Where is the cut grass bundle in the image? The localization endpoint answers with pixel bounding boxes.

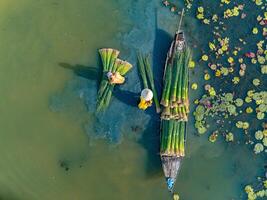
[97,48,132,112]
[160,120,186,157]
[137,53,161,113]
[160,47,191,121]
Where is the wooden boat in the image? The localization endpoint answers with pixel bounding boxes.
[160,10,188,192]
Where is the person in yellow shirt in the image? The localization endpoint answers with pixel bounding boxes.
[138,88,153,110]
[107,71,125,84]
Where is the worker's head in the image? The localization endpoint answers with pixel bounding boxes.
[141,88,153,101]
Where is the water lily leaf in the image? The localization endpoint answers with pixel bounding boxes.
[227,104,236,115]
[252,78,260,86]
[245,97,252,103]
[196,105,205,114]
[234,98,243,107]
[242,122,249,129]
[247,90,255,97]
[258,104,267,112]
[254,143,264,154]
[261,65,267,74]
[257,56,265,64]
[195,113,204,121]
[202,54,209,61]
[252,27,259,34]
[245,107,253,113]
[255,130,263,140]
[225,132,234,142]
[252,93,261,101]
[236,121,243,128]
[198,126,207,134]
[209,42,216,50]
[198,6,204,13]
[263,137,267,147]
[224,93,234,102]
[257,112,265,120]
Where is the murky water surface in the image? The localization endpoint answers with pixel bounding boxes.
[0,0,265,199]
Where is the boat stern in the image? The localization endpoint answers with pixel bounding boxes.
[161,155,183,192]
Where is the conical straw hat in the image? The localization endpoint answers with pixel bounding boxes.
[141,88,153,101]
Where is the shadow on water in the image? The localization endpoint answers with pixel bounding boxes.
[113,88,139,107]
[152,10,172,95]
[59,62,101,83]
[130,11,173,177]
[58,11,172,178]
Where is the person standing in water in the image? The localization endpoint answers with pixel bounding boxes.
[138,88,153,110]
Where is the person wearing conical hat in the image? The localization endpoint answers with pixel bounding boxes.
[107,71,125,84]
[138,88,153,110]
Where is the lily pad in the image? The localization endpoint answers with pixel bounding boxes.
[254,143,264,154]
[242,122,249,129]
[263,137,267,147]
[261,65,267,74]
[224,93,234,102]
[255,130,263,140]
[202,54,209,61]
[258,104,267,112]
[252,27,259,34]
[227,104,236,115]
[245,96,252,103]
[236,121,243,128]
[257,112,265,120]
[257,56,265,64]
[225,132,234,142]
[197,126,207,134]
[196,105,205,114]
[234,98,243,107]
[246,107,253,114]
[198,6,204,13]
[191,83,198,90]
[252,78,260,86]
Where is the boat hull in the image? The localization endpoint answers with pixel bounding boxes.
[160,31,187,192]
[161,155,183,192]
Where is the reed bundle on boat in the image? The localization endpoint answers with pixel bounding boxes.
[97,48,132,112]
[160,44,191,158]
[160,47,190,121]
[160,120,186,157]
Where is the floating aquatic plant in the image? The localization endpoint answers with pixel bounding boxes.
[252,27,259,34]
[201,54,208,61]
[225,132,234,142]
[252,78,260,86]
[255,130,263,140]
[254,143,264,154]
[234,98,243,107]
[243,176,267,200]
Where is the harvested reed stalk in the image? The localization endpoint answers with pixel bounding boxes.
[97,48,132,112]
[137,53,148,89]
[144,56,161,113]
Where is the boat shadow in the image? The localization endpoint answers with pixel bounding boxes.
[112,25,172,178]
[114,87,162,177]
[58,13,172,178]
[139,28,172,178]
[136,11,173,177]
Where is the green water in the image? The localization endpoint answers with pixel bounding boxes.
[0,0,265,200]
